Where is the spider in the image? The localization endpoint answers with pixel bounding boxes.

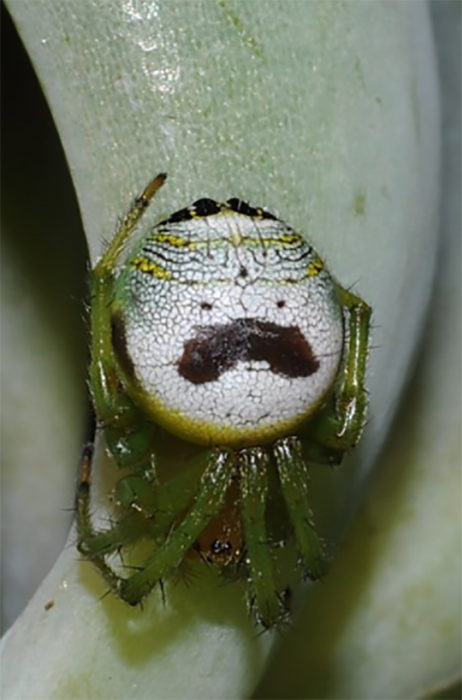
[76,173,371,629]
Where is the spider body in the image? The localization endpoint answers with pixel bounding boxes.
[77,174,371,629]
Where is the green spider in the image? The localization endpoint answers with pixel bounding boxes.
[76,173,371,629]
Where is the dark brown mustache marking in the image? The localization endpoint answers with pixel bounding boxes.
[177,318,319,384]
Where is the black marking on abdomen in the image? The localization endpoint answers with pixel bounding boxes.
[226,198,277,220]
[177,318,319,384]
[158,198,222,225]
[192,198,222,217]
[111,312,137,382]
[156,196,279,227]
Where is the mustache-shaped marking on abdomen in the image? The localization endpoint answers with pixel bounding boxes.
[177,318,319,384]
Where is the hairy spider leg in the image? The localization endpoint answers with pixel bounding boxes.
[273,436,328,580]
[303,285,371,452]
[76,173,181,569]
[76,444,124,592]
[119,448,235,605]
[76,448,208,559]
[78,173,178,558]
[95,172,167,277]
[90,173,167,430]
[239,448,290,629]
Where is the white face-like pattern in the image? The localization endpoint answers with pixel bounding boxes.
[113,198,344,446]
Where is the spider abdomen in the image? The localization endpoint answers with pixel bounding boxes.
[114,201,343,446]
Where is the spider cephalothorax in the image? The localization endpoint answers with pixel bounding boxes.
[77,173,371,629]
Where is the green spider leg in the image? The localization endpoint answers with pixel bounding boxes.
[303,283,372,455]
[77,444,235,603]
[76,444,126,593]
[270,285,371,583]
[273,436,328,580]
[89,172,167,431]
[119,448,234,604]
[76,448,207,559]
[77,174,168,556]
[238,448,289,629]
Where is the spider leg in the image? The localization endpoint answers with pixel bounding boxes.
[273,437,328,579]
[115,449,206,517]
[78,514,150,558]
[306,285,371,452]
[119,448,234,605]
[76,444,123,591]
[95,173,166,278]
[77,449,208,558]
[90,173,167,429]
[239,448,289,629]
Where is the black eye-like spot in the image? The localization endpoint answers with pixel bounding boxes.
[277,300,286,308]
[238,266,248,278]
[200,301,213,310]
